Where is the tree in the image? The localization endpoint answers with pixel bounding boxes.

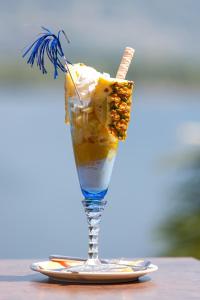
[158,149,200,258]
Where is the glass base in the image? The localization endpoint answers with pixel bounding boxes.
[81,188,108,200]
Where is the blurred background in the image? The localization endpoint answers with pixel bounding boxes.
[0,0,200,259]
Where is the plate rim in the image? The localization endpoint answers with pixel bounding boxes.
[31,259,158,280]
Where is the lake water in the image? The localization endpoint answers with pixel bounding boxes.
[0,86,199,259]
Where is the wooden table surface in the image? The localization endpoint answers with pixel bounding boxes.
[0,258,199,300]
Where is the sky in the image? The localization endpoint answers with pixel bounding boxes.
[0,0,200,63]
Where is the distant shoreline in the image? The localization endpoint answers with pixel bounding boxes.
[1,60,200,91]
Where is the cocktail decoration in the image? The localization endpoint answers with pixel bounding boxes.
[23,27,81,99]
[23,28,135,272]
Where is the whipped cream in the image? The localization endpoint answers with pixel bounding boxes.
[72,64,110,100]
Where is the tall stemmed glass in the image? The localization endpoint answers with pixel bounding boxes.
[22,28,135,273]
[68,96,118,272]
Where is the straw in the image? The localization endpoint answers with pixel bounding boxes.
[116,47,135,79]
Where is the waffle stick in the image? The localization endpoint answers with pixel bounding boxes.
[116,47,135,79]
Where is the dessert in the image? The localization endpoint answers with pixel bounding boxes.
[65,63,134,199]
[22,28,135,201]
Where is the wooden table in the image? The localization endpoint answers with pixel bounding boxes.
[0,258,199,300]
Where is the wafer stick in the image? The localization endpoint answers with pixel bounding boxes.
[116,47,135,79]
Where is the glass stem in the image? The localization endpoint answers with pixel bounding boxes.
[82,199,107,266]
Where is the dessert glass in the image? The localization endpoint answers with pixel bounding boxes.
[68,96,119,272]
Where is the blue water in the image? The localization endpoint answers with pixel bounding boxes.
[0,86,200,259]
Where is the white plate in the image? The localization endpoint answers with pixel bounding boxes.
[31,259,158,284]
